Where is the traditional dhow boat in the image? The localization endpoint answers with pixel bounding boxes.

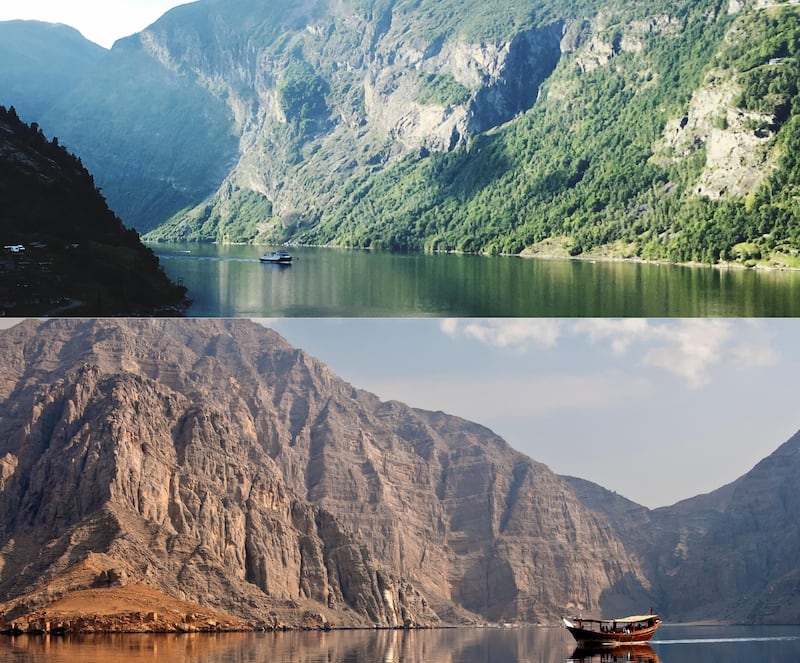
[562,613,661,646]
[259,250,292,264]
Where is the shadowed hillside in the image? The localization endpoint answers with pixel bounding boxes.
[0,106,188,314]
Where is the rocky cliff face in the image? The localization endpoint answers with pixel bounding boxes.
[567,430,800,624]
[0,319,652,627]
[133,2,567,239]
[651,432,800,623]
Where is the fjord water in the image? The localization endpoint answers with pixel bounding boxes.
[152,243,800,316]
[2,625,799,662]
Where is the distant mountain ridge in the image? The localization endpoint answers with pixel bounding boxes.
[566,430,800,623]
[2,0,799,266]
[0,318,798,630]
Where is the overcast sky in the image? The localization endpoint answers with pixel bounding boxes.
[263,318,799,509]
[2,317,796,509]
[0,1,191,48]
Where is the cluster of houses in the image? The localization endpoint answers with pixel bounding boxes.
[1,242,63,313]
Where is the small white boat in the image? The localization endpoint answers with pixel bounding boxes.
[259,250,292,264]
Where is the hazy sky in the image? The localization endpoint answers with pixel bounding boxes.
[263,318,800,509]
[2,317,797,509]
[0,1,191,48]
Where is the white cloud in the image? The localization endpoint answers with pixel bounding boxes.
[440,319,779,388]
[728,320,779,370]
[439,318,460,338]
[640,319,732,388]
[439,318,562,349]
[569,318,651,354]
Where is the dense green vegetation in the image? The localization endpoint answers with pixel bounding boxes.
[0,106,189,315]
[293,2,800,266]
[147,188,273,243]
[277,58,331,136]
[416,73,472,106]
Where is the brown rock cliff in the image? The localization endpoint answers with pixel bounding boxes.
[0,319,651,627]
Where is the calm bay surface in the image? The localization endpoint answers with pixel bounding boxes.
[150,243,800,317]
[2,625,799,663]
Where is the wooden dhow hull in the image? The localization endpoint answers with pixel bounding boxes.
[563,615,661,646]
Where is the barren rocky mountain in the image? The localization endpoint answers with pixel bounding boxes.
[566,430,800,624]
[0,318,651,631]
[0,318,797,631]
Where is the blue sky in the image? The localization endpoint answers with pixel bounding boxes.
[265,318,799,509]
[0,1,190,48]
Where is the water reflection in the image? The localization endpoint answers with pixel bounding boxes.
[0,628,573,663]
[569,644,660,663]
[151,243,800,317]
[3,625,800,663]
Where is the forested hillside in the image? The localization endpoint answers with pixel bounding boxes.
[2,0,798,266]
[299,0,800,266]
[0,106,188,314]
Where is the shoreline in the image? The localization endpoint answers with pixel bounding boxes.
[0,619,786,636]
[146,239,800,273]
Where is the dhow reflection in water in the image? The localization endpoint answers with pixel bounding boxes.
[568,644,660,663]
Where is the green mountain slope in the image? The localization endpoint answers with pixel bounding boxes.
[2,0,799,266]
[0,106,188,315]
[0,20,239,234]
[297,0,800,265]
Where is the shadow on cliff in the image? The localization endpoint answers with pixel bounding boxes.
[598,572,657,618]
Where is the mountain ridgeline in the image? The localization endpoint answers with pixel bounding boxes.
[0,319,798,629]
[1,0,799,267]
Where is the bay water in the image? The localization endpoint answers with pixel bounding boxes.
[2,625,798,662]
[151,243,800,317]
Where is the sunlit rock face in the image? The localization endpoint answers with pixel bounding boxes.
[0,319,650,625]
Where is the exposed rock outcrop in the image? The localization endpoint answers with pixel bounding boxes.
[3,318,797,628]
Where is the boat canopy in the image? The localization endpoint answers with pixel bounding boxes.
[577,615,657,623]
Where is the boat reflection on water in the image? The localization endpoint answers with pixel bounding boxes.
[568,644,660,663]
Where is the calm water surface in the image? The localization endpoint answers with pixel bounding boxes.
[2,625,799,663]
[150,243,800,317]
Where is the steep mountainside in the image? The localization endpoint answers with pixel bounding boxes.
[0,106,188,315]
[1,319,798,628]
[652,431,800,623]
[0,319,652,630]
[567,431,800,623]
[2,0,799,266]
